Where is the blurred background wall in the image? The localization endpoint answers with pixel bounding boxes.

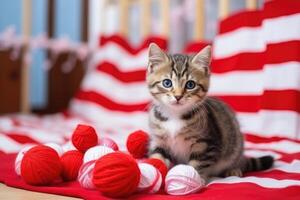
[0,0,263,114]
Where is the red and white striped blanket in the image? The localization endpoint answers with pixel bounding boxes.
[0,0,300,199]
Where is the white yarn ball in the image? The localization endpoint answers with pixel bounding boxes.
[83,145,114,163]
[62,141,76,153]
[165,164,206,195]
[15,145,35,175]
[138,163,162,193]
[78,160,96,189]
[44,142,64,156]
[99,137,119,151]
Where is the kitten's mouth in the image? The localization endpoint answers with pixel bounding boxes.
[171,101,184,106]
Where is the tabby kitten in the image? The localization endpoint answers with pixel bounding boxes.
[146,43,274,183]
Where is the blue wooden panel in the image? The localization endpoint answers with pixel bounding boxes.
[55,0,81,41]
[30,0,48,108]
[0,0,22,33]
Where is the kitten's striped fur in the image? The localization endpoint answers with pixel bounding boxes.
[146,43,274,182]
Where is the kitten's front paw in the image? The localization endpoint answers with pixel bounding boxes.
[224,168,243,177]
[165,164,206,195]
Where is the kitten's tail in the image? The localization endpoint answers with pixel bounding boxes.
[244,156,274,172]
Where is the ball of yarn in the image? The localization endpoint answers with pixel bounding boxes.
[44,142,63,156]
[78,160,96,189]
[15,145,35,176]
[93,152,140,198]
[60,150,83,181]
[21,145,62,185]
[165,164,206,195]
[83,145,114,163]
[138,163,162,193]
[99,137,119,151]
[143,158,168,187]
[72,124,98,152]
[126,130,149,159]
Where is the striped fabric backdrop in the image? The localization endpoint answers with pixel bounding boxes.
[71,0,300,140]
[1,0,300,199]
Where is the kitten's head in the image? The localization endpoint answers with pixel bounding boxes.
[146,43,211,112]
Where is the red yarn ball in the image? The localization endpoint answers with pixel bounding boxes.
[93,152,140,198]
[126,130,149,158]
[144,158,168,188]
[21,145,62,185]
[72,124,98,152]
[60,150,83,181]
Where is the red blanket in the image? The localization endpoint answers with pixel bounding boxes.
[1,148,300,200]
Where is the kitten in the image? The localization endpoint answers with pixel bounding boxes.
[146,43,274,182]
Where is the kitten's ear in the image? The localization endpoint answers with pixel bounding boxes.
[148,43,168,66]
[191,45,212,67]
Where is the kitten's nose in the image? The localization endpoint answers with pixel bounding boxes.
[175,95,183,101]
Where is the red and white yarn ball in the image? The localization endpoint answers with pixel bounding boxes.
[138,163,162,194]
[78,145,115,188]
[15,145,35,175]
[99,137,119,151]
[44,142,64,157]
[165,164,206,195]
[78,160,96,189]
[83,145,114,163]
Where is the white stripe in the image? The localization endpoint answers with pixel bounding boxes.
[81,71,150,104]
[0,134,23,153]
[209,71,263,95]
[213,27,264,59]
[1,126,65,144]
[209,176,300,188]
[246,140,300,154]
[263,13,300,44]
[70,99,149,131]
[274,160,300,174]
[209,62,300,95]
[92,44,148,71]
[214,13,300,59]
[237,111,300,139]
[244,149,281,160]
[263,62,300,90]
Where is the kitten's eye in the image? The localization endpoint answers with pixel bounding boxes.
[162,79,172,88]
[185,80,196,89]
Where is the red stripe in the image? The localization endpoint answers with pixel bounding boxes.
[245,134,300,144]
[246,170,300,181]
[261,90,300,112]
[219,0,300,35]
[5,133,39,144]
[211,41,300,73]
[211,52,264,73]
[214,90,300,113]
[219,11,262,34]
[184,41,212,54]
[265,41,300,64]
[99,34,168,54]
[75,90,149,112]
[264,0,300,19]
[96,61,146,83]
